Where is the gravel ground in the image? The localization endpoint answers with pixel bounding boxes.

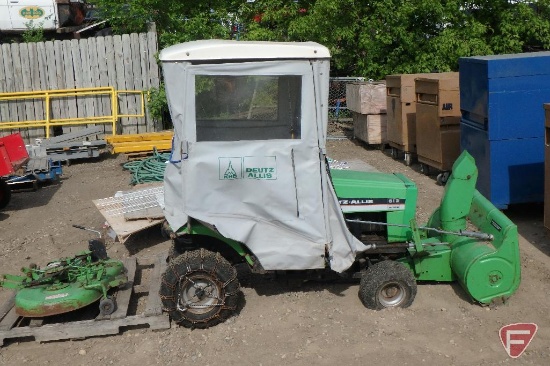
[0,138,549,365]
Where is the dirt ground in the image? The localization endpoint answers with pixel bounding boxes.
[0,138,549,365]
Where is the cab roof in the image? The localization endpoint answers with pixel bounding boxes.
[160,39,331,62]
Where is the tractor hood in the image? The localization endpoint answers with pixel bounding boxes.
[331,170,415,213]
[330,169,418,243]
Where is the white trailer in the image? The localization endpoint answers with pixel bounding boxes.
[0,0,86,33]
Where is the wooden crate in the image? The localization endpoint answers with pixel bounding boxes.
[346,82,386,114]
[353,112,387,145]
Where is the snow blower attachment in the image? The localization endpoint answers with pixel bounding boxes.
[390,151,521,305]
[420,152,521,304]
[0,225,127,317]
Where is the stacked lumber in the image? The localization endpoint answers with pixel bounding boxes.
[346,81,387,145]
[106,131,173,154]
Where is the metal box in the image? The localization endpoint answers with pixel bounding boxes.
[545,104,550,230]
[0,133,29,177]
[386,72,457,157]
[386,74,425,154]
[460,52,550,208]
[415,73,461,172]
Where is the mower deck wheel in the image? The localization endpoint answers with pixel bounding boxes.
[99,297,117,315]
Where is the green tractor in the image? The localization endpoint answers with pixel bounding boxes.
[158,40,521,328]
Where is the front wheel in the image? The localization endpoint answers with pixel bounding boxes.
[159,248,241,328]
[359,261,417,310]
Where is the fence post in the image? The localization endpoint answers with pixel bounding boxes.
[45,92,50,138]
[112,88,118,135]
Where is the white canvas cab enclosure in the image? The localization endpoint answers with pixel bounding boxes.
[160,40,367,272]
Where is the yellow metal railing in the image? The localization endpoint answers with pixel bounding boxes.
[0,87,145,138]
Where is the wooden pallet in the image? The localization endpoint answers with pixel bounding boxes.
[0,253,170,346]
[106,132,174,154]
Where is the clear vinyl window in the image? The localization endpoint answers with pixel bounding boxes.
[195,75,302,141]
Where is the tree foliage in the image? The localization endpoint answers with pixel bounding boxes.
[22,21,46,43]
[90,0,550,78]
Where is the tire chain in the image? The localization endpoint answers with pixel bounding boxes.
[159,249,240,326]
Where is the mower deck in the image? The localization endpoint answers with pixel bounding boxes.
[0,254,170,347]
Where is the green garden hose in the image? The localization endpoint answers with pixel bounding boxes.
[123,149,171,185]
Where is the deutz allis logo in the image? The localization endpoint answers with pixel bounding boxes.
[219,156,277,180]
[244,156,276,180]
[219,157,243,180]
[245,167,275,179]
[224,161,238,179]
[20,7,45,19]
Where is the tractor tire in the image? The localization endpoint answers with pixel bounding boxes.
[159,248,241,328]
[0,180,11,210]
[359,260,417,310]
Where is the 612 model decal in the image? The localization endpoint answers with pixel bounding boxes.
[338,198,406,212]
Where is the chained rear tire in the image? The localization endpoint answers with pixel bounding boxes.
[359,260,417,310]
[160,248,241,328]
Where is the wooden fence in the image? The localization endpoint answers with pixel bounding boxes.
[0,32,160,143]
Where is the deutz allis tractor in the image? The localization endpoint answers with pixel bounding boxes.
[158,40,521,328]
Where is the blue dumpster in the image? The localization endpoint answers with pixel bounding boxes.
[459,52,550,209]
